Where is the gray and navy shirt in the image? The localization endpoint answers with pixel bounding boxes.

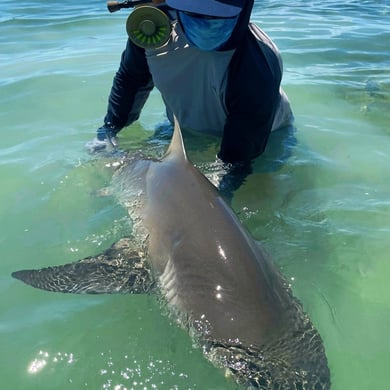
[103,4,292,163]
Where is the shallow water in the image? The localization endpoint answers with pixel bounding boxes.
[1,1,389,389]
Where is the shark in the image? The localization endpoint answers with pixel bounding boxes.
[12,118,330,389]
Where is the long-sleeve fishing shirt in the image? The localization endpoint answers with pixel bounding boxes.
[102,7,292,163]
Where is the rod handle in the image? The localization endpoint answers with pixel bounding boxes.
[107,1,122,12]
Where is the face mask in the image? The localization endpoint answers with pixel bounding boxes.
[179,12,239,51]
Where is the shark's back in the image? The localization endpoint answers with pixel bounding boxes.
[133,119,330,388]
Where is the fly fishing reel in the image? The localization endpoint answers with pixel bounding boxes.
[107,1,171,49]
[126,6,170,49]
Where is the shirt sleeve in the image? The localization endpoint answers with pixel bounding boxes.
[104,39,154,129]
[218,31,283,163]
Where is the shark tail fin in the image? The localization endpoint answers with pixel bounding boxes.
[12,237,154,294]
[165,116,187,161]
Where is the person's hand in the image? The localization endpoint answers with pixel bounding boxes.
[85,124,119,153]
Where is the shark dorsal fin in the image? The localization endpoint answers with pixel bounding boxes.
[165,116,187,161]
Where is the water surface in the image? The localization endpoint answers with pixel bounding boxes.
[1,1,389,389]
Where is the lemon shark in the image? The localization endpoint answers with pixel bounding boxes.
[12,119,330,389]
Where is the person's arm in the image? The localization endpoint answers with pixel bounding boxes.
[214,31,283,199]
[218,31,282,164]
[103,38,154,131]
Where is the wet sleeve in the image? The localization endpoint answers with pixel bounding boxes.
[218,33,282,163]
[104,39,154,129]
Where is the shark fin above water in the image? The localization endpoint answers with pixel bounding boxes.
[12,237,154,294]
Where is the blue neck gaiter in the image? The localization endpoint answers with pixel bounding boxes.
[178,12,239,51]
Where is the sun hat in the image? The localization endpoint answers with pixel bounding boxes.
[166,0,245,18]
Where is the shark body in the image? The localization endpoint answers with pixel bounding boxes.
[13,119,330,389]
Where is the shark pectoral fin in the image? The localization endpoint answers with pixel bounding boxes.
[12,237,155,294]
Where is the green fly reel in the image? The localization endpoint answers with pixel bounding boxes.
[126,6,171,49]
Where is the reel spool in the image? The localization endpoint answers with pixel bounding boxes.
[126,6,171,49]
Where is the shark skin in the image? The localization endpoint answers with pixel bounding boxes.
[12,118,330,389]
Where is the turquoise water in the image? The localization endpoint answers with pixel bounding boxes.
[1,0,389,389]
